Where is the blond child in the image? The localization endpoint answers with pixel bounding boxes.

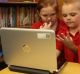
[57,0,80,63]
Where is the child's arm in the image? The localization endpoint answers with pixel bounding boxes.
[56,49,61,57]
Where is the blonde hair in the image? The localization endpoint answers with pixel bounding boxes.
[63,0,80,10]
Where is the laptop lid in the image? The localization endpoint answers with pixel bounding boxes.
[0,27,57,73]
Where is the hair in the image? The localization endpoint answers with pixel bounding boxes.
[63,0,80,10]
[37,0,58,12]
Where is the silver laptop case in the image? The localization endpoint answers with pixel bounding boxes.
[0,27,57,73]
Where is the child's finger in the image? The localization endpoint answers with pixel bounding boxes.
[47,22,52,28]
[66,32,73,41]
[40,25,43,29]
[56,36,61,41]
[60,33,67,40]
[43,22,47,27]
[57,35,64,41]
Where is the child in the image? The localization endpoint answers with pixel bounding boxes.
[57,0,80,63]
[32,0,67,67]
[31,0,67,34]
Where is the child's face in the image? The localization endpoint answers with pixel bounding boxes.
[39,6,57,24]
[62,4,80,29]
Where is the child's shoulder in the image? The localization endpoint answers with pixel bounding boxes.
[31,21,43,29]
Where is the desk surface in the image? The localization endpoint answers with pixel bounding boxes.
[0,67,24,74]
[0,62,80,74]
[58,62,80,74]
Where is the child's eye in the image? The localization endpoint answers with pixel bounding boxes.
[51,13,56,16]
[62,14,67,17]
[42,12,56,17]
[70,13,77,16]
[42,14,48,17]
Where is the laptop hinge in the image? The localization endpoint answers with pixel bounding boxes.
[9,65,52,74]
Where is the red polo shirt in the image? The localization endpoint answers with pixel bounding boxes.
[57,26,80,63]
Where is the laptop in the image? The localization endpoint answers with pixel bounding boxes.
[0,27,65,74]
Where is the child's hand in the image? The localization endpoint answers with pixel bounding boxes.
[40,22,52,29]
[57,33,78,53]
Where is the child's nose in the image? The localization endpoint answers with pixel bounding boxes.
[47,17,51,23]
[66,15,71,20]
[47,16,51,21]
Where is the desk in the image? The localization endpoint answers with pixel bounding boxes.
[59,62,80,74]
[0,62,80,74]
[0,67,25,74]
